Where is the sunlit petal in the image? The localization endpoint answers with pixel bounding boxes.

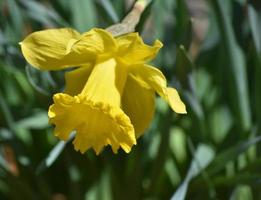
[116,33,163,65]
[20,28,116,70]
[130,64,187,114]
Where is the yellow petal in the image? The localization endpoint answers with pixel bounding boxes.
[48,93,136,154]
[130,64,187,114]
[164,87,187,114]
[64,64,93,96]
[20,28,116,71]
[81,58,127,107]
[116,33,163,65]
[122,75,155,138]
[20,28,80,70]
[74,28,117,56]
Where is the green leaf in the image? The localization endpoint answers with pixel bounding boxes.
[13,127,32,145]
[207,135,261,175]
[171,144,215,200]
[20,0,67,27]
[175,46,205,127]
[85,183,98,200]
[85,168,112,200]
[169,127,187,164]
[98,168,112,200]
[248,5,261,54]
[212,173,261,188]
[147,130,161,159]
[165,158,181,187]
[175,45,193,89]
[70,0,97,32]
[211,0,251,132]
[13,71,34,100]
[0,93,15,132]
[96,0,119,24]
[6,0,23,38]
[209,106,233,144]
[17,111,49,129]
[174,0,192,48]
[183,91,204,122]
[36,132,75,174]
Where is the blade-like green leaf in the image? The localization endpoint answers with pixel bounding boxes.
[36,132,75,174]
[248,5,261,54]
[70,0,97,32]
[171,144,215,200]
[20,0,67,27]
[174,0,192,48]
[209,106,233,144]
[17,111,49,129]
[248,5,261,135]
[96,0,119,24]
[175,45,193,89]
[207,135,261,175]
[6,0,23,38]
[211,0,251,132]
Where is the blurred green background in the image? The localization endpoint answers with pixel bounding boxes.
[1,0,261,199]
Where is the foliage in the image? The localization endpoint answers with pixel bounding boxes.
[0,0,261,199]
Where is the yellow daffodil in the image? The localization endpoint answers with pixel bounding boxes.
[20,28,186,154]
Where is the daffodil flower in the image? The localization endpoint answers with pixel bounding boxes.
[20,28,186,154]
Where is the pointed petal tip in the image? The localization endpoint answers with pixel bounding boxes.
[155,40,163,48]
[177,108,187,114]
[170,101,187,114]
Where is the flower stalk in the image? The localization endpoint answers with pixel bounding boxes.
[106,0,149,36]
